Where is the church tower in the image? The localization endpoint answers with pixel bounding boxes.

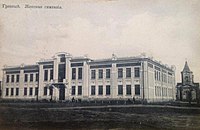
[181,61,194,85]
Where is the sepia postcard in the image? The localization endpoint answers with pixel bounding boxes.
[0,0,200,129]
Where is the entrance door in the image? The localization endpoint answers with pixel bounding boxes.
[59,84,65,100]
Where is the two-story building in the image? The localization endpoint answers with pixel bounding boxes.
[1,52,176,102]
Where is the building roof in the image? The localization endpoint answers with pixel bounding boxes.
[3,64,38,71]
[89,56,174,72]
[70,56,92,62]
[182,61,190,72]
[2,52,175,73]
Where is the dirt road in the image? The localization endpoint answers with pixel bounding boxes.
[0,103,199,129]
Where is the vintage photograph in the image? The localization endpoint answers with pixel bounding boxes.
[0,0,200,129]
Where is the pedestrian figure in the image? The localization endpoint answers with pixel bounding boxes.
[72,97,75,102]
[133,97,135,104]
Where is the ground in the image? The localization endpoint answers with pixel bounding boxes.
[0,103,200,130]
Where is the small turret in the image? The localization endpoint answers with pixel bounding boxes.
[182,61,190,72]
[181,61,193,85]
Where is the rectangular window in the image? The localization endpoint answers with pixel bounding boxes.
[35,87,38,96]
[30,74,33,82]
[126,85,131,95]
[11,75,14,82]
[24,87,27,96]
[157,71,159,81]
[118,85,123,95]
[126,68,131,78]
[106,85,110,95]
[78,68,82,80]
[16,88,19,96]
[91,86,95,95]
[118,68,123,78]
[29,87,33,96]
[135,85,140,95]
[155,86,157,96]
[16,75,20,82]
[98,85,103,95]
[159,87,161,96]
[98,69,103,79]
[6,75,9,83]
[44,70,48,81]
[24,74,28,82]
[91,70,96,79]
[72,86,75,95]
[36,73,39,82]
[134,68,140,78]
[11,88,14,96]
[78,86,82,95]
[50,69,53,80]
[58,64,66,82]
[44,87,48,95]
[156,86,158,96]
[72,68,76,80]
[106,69,110,79]
[6,88,9,96]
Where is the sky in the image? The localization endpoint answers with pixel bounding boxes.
[0,0,200,83]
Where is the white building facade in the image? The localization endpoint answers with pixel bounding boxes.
[1,52,176,102]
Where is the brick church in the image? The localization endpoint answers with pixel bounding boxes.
[176,61,199,102]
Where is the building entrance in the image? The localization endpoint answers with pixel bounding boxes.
[59,84,65,100]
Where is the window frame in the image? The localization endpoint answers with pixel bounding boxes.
[16,88,19,96]
[98,85,103,95]
[11,75,15,82]
[71,86,76,95]
[118,68,123,78]
[24,74,28,82]
[106,69,111,79]
[126,85,131,95]
[6,75,9,83]
[30,74,33,82]
[78,86,82,95]
[72,68,76,80]
[5,88,9,96]
[118,85,123,95]
[11,88,14,96]
[91,86,95,95]
[50,69,53,80]
[135,85,140,95]
[78,68,82,80]
[16,74,20,82]
[36,73,39,82]
[24,87,27,96]
[98,69,103,79]
[91,70,96,79]
[134,67,140,78]
[35,87,38,96]
[126,68,131,78]
[44,70,48,81]
[29,87,33,96]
